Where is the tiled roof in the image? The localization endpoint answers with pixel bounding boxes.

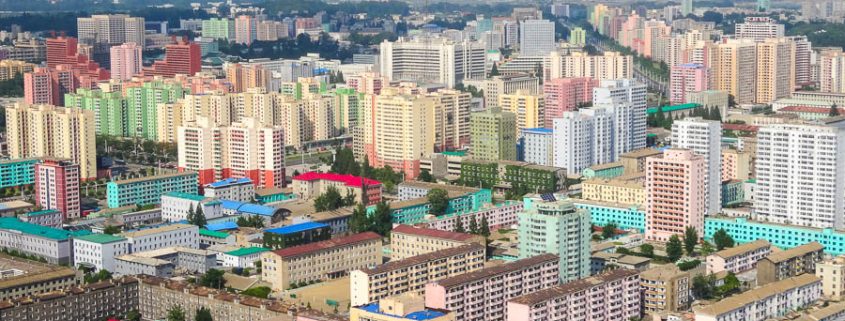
[392,224,478,242]
[764,242,823,263]
[292,172,381,187]
[434,254,558,288]
[509,269,639,305]
[711,239,771,259]
[695,274,820,316]
[270,232,381,258]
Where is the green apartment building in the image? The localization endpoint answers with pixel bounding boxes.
[460,159,565,193]
[519,195,591,283]
[0,158,38,189]
[202,18,235,40]
[106,172,198,208]
[334,87,363,132]
[65,88,127,136]
[125,81,186,140]
[470,109,516,161]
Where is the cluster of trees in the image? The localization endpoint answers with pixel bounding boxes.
[186,204,207,227]
[692,272,741,300]
[0,247,47,263]
[240,286,271,299]
[0,73,24,98]
[417,170,435,183]
[217,33,353,61]
[83,269,112,284]
[426,189,449,216]
[313,186,357,212]
[96,136,177,165]
[166,305,213,321]
[103,225,122,235]
[348,202,392,236]
[665,227,700,262]
[712,228,736,250]
[264,0,410,17]
[453,84,484,98]
[347,32,398,46]
[329,147,403,193]
[787,22,845,50]
[453,215,491,238]
[236,215,265,229]
[647,105,722,129]
[198,269,226,289]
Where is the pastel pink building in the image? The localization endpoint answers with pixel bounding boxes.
[706,239,772,274]
[110,42,142,81]
[24,66,76,106]
[645,149,705,242]
[506,269,641,321]
[669,63,709,104]
[423,201,523,232]
[346,72,386,95]
[642,20,671,58]
[425,254,559,321]
[34,158,81,220]
[542,77,598,128]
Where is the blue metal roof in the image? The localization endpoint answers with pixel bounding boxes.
[205,221,239,231]
[206,177,253,188]
[221,200,278,216]
[359,303,446,320]
[522,127,553,134]
[265,222,329,235]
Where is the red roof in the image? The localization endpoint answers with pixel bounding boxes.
[780,105,845,114]
[392,224,478,242]
[292,172,382,188]
[271,232,381,258]
[723,123,759,132]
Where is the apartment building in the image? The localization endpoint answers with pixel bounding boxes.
[160,192,223,222]
[0,59,34,80]
[518,196,591,283]
[542,77,597,127]
[506,269,641,321]
[0,277,138,321]
[73,233,130,272]
[116,246,216,276]
[350,243,485,306]
[0,217,79,265]
[581,177,645,205]
[379,37,485,88]
[421,201,524,233]
[519,19,555,56]
[6,103,97,180]
[0,257,80,301]
[0,158,37,189]
[817,256,845,300]
[109,42,142,80]
[734,16,784,42]
[548,51,633,81]
[390,224,485,260]
[706,239,772,274]
[482,74,539,109]
[470,108,517,161]
[425,254,559,321]
[645,149,706,242]
[521,127,554,165]
[77,14,145,48]
[640,265,691,313]
[498,90,545,137]
[758,241,824,285]
[203,177,255,202]
[292,172,382,205]
[721,148,751,181]
[350,293,455,321]
[18,209,62,228]
[261,232,382,291]
[672,118,722,216]
[106,172,198,208]
[120,223,199,253]
[711,38,757,105]
[34,158,81,220]
[202,18,235,40]
[669,63,708,104]
[693,274,821,321]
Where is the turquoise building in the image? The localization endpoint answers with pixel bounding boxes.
[581,162,625,179]
[107,172,198,208]
[705,217,845,255]
[519,195,591,283]
[574,201,645,232]
[255,188,297,204]
[382,188,492,224]
[0,158,38,189]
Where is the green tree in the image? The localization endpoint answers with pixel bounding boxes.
[454,218,465,233]
[417,169,434,182]
[639,244,654,258]
[349,204,370,233]
[190,205,207,227]
[692,275,715,299]
[186,204,195,224]
[199,269,226,289]
[468,216,479,234]
[831,103,840,117]
[126,310,142,321]
[103,225,121,235]
[479,216,490,238]
[236,215,265,228]
[713,228,735,250]
[314,186,344,212]
[700,240,716,255]
[240,286,272,299]
[717,272,741,296]
[490,63,500,76]
[684,227,699,256]
[427,188,449,216]
[370,201,392,236]
[195,307,213,321]
[666,235,684,262]
[602,222,617,240]
[167,306,186,321]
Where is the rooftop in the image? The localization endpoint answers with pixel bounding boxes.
[522,127,553,134]
[0,200,34,211]
[796,301,845,321]
[695,274,820,317]
[434,254,558,288]
[710,239,770,259]
[620,148,662,159]
[587,162,624,171]
[509,269,639,305]
[392,224,480,242]
[265,221,330,235]
[206,177,253,188]
[163,192,207,202]
[270,232,381,259]
[225,247,269,257]
[199,229,231,239]
[764,242,824,264]
[358,302,447,321]
[116,254,172,266]
[640,264,687,281]
[398,181,480,195]
[73,233,127,244]
[361,243,484,275]
[21,209,60,217]
[121,223,196,239]
[0,267,77,290]
[220,200,279,216]
[204,221,239,231]
[646,103,700,114]
[110,171,197,185]
[0,217,86,241]
[293,172,381,188]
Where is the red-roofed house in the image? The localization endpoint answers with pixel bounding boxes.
[780,105,845,120]
[259,232,382,290]
[292,172,382,205]
[390,224,485,260]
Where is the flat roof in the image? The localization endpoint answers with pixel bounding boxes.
[163,192,206,202]
[21,209,60,217]
[74,233,127,244]
[116,254,172,266]
[392,224,479,242]
[199,229,230,239]
[620,148,662,159]
[434,254,558,288]
[121,223,195,239]
[398,181,480,195]
[220,200,278,216]
[361,243,484,275]
[205,221,239,231]
[0,200,34,211]
[224,247,269,257]
[111,171,197,185]
[695,274,820,317]
[0,217,85,241]
[0,267,77,290]
[206,177,252,188]
[358,302,447,320]
[265,221,329,235]
[509,269,639,305]
[292,172,381,187]
[270,232,381,259]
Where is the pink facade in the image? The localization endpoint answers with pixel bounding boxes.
[423,201,523,232]
[645,149,705,242]
[642,21,671,58]
[24,66,76,106]
[346,72,385,95]
[425,254,559,321]
[35,159,81,220]
[670,63,709,104]
[506,269,641,321]
[110,42,142,81]
[542,77,598,128]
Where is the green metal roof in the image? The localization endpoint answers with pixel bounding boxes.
[646,103,701,114]
[0,217,85,241]
[74,233,127,244]
[442,151,467,157]
[199,229,230,239]
[22,209,60,217]
[164,192,206,202]
[225,247,269,257]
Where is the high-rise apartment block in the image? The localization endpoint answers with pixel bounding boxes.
[234,15,258,45]
[755,37,795,104]
[145,41,201,77]
[548,51,633,80]
[109,42,142,80]
[735,16,784,42]
[470,108,517,161]
[77,14,145,48]
[34,158,81,220]
[202,18,235,40]
[6,103,97,180]
[0,59,35,80]
[593,79,648,152]
[818,50,845,93]
[669,63,708,104]
[521,128,553,166]
[24,67,74,106]
[755,124,845,229]
[379,37,485,88]
[519,19,555,57]
[542,77,597,127]
[482,74,539,109]
[645,149,706,242]
[498,90,544,137]
[711,38,757,105]
[672,118,722,216]
[518,195,590,283]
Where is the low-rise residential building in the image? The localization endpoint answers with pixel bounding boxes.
[390,224,485,260]
[160,192,223,222]
[640,265,691,313]
[263,222,332,249]
[220,247,268,268]
[581,177,645,205]
[292,172,382,205]
[397,181,479,201]
[421,201,523,232]
[117,246,217,276]
[106,172,199,208]
[261,232,382,291]
[387,186,493,225]
[199,228,236,247]
[72,233,130,272]
[0,259,80,301]
[17,209,62,228]
[693,274,822,321]
[574,200,646,232]
[459,159,566,195]
[350,243,485,306]
[115,255,174,277]
[704,217,845,256]
[506,269,641,321]
[757,241,824,285]
[204,177,255,202]
[0,277,139,321]
[619,148,662,174]
[795,301,845,321]
[221,200,285,225]
[590,252,651,274]
[816,256,845,301]
[581,162,625,179]
[706,239,772,274]
[0,217,83,264]
[0,158,38,189]
[350,293,455,321]
[121,223,199,252]
[424,254,559,321]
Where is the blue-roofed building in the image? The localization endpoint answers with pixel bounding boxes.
[350,293,454,321]
[204,177,255,203]
[521,127,554,166]
[220,200,284,225]
[263,221,331,249]
[205,221,239,231]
